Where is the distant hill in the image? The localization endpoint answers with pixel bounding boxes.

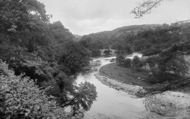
[80,20,190,44]
[79,20,190,57]
[79,24,163,49]
[113,24,160,32]
[82,24,162,38]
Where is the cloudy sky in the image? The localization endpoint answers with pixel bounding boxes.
[39,0,190,35]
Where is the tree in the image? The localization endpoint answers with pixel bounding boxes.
[0,0,51,61]
[132,0,164,18]
[62,82,97,116]
[124,59,132,68]
[104,49,111,57]
[0,0,96,118]
[116,55,125,66]
[131,56,143,71]
[59,42,90,75]
[132,26,181,54]
[146,43,190,83]
[0,61,67,119]
[48,21,74,60]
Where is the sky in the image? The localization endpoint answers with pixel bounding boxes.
[39,0,190,35]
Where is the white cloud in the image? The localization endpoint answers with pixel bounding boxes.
[39,0,190,35]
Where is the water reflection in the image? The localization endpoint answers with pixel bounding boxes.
[76,57,145,119]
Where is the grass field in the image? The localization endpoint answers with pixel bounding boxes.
[99,63,151,88]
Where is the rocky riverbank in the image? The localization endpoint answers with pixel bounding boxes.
[95,73,147,97]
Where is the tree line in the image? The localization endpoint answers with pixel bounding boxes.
[79,23,190,57]
[116,25,190,92]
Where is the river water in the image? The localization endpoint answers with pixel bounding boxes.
[76,57,190,119]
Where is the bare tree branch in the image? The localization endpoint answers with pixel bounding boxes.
[132,0,164,18]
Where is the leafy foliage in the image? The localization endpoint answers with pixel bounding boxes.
[116,55,125,66]
[124,59,132,68]
[80,23,190,57]
[113,24,190,87]
[146,44,190,84]
[59,42,90,75]
[0,61,67,119]
[0,0,50,53]
[0,0,96,118]
[103,49,112,57]
[131,56,143,71]
[62,82,97,116]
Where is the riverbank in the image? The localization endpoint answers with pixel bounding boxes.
[98,63,190,97]
[99,63,150,87]
[97,63,150,97]
[95,73,147,97]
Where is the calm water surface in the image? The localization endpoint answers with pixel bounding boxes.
[76,57,190,119]
[76,57,145,119]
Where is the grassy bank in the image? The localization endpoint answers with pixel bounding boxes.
[99,63,150,88]
[99,63,190,95]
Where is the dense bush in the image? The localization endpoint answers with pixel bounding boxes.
[116,55,143,70]
[0,0,96,118]
[0,61,67,119]
[145,44,190,84]
[116,55,125,66]
[90,48,101,57]
[59,42,90,75]
[103,49,112,57]
[131,56,143,71]
[123,59,132,68]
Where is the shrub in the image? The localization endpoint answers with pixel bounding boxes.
[146,50,189,84]
[131,56,142,71]
[104,49,111,57]
[0,61,67,119]
[116,55,125,66]
[123,59,132,68]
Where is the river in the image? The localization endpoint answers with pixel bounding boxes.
[76,57,190,119]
